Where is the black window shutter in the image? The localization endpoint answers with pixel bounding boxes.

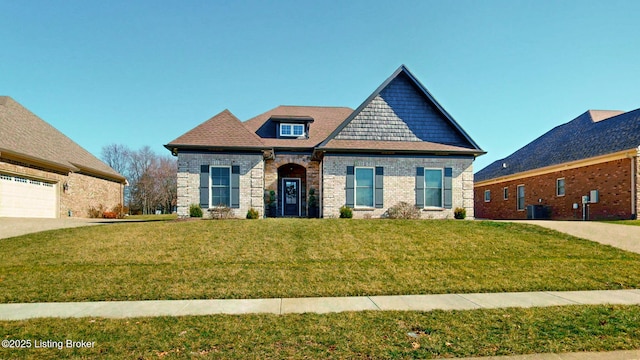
[375,166,384,208]
[444,167,453,209]
[345,166,354,208]
[415,167,424,208]
[200,165,209,208]
[231,165,240,208]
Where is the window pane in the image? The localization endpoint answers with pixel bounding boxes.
[424,169,442,207]
[281,124,291,135]
[557,179,565,196]
[355,168,373,186]
[425,188,442,207]
[425,170,442,188]
[210,167,230,207]
[355,168,374,207]
[517,186,525,210]
[293,125,304,135]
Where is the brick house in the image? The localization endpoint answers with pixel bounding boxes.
[0,96,126,218]
[474,109,640,220]
[165,65,485,219]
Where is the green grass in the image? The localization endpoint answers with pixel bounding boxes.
[1,305,639,359]
[1,219,640,303]
[604,220,640,226]
[123,214,178,221]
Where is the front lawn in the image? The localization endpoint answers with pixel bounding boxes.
[1,219,639,303]
[1,305,639,359]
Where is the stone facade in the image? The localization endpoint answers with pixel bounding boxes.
[474,157,637,220]
[322,155,474,219]
[0,158,124,218]
[177,152,264,218]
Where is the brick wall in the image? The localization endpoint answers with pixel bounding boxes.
[474,157,636,220]
[322,155,474,219]
[63,173,123,217]
[1,158,124,218]
[177,152,264,218]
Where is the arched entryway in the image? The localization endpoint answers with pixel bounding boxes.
[277,163,307,217]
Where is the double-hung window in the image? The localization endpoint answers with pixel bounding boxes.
[354,167,374,207]
[556,178,565,197]
[210,166,230,207]
[517,185,525,211]
[424,169,443,208]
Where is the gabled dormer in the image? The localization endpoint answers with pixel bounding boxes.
[269,115,314,139]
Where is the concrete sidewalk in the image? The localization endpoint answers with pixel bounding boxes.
[2,289,640,320]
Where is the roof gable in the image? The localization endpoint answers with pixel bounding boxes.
[475,108,640,182]
[166,109,264,149]
[319,65,483,153]
[0,96,124,181]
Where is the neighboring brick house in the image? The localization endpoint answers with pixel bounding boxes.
[165,65,485,219]
[0,96,126,218]
[474,109,640,220]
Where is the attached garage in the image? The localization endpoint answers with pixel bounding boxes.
[0,173,57,218]
[0,96,126,218]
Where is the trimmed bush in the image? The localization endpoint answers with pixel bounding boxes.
[454,207,467,219]
[387,201,421,219]
[339,205,353,219]
[246,208,259,219]
[189,204,203,218]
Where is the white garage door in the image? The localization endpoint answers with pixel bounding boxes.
[0,174,57,218]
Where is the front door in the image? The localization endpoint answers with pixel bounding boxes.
[282,178,300,216]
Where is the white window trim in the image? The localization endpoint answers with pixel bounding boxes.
[556,178,565,197]
[354,166,375,209]
[503,187,509,200]
[424,168,444,209]
[484,189,491,202]
[516,184,525,211]
[280,123,305,137]
[209,165,231,208]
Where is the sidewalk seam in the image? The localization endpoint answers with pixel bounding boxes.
[367,296,382,311]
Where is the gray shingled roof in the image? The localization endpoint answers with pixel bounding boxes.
[0,96,125,181]
[475,109,640,182]
[319,65,484,154]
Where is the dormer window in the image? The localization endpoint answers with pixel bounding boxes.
[280,123,305,137]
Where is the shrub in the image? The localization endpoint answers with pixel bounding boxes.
[111,204,128,219]
[189,204,203,218]
[208,206,233,219]
[87,204,106,218]
[339,205,353,219]
[387,201,421,219]
[308,188,317,207]
[454,207,467,219]
[246,208,259,219]
[102,211,117,219]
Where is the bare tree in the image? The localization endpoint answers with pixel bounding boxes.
[100,144,131,176]
[101,144,177,215]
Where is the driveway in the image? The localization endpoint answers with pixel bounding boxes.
[515,220,640,254]
[0,217,103,239]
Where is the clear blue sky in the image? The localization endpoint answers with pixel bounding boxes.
[2,0,639,172]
